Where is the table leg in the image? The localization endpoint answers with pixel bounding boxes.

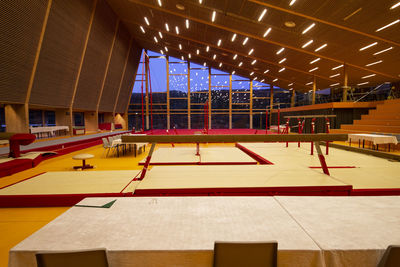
[362,140,365,148]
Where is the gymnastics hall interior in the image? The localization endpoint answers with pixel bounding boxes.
[1,0,400,267]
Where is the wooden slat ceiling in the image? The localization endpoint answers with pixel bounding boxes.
[106,0,400,92]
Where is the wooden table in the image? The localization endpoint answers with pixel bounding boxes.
[72,153,94,170]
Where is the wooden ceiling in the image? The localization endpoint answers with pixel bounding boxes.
[106,0,400,92]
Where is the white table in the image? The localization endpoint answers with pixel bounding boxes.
[30,126,69,138]
[348,133,398,151]
[111,138,147,157]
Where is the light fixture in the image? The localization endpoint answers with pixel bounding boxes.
[165,46,168,52]
[238,62,243,67]
[144,17,150,25]
[279,67,285,72]
[181,56,184,60]
[279,58,286,64]
[366,60,383,66]
[213,54,217,59]
[233,54,238,60]
[196,49,200,55]
[254,77,257,80]
[186,19,189,29]
[373,47,393,55]
[276,47,285,54]
[140,26,145,33]
[263,28,272,37]
[154,36,158,43]
[165,23,169,31]
[203,62,206,66]
[302,40,313,48]
[219,62,222,67]
[330,73,340,78]
[242,37,249,45]
[359,42,378,51]
[391,1,400,9]
[199,0,202,3]
[306,82,313,85]
[284,21,296,27]
[357,82,369,86]
[212,11,216,22]
[176,4,185,10]
[160,50,164,54]
[232,71,235,74]
[158,32,163,38]
[273,78,278,82]
[315,44,327,52]
[376,19,400,32]
[289,0,296,6]
[332,64,343,70]
[310,58,320,64]
[260,79,265,83]
[309,67,318,72]
[175,26,180,34]
[288,83,293,86]
[231,33,237,42]
[158,0,162,7]
[217,39,222,46]
[188,53,191,58]
[362,74,376,79]
[179,44,182,50]
[206,46,209,52]
[251,59,257,65]
[250,72,254,76]
[248,48,254,55]
[302,23,315,34]
[264,69,269,73]
[258,9,267,21]
[330,83,340,87]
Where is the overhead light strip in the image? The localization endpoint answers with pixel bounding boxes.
[231,33,237,42]
[289,0,296,6]
[276,47,285,54]
[310,58,320,64]
[165,23,169,31]
[376,19,400,32]
[330,83,340,87]
[330,73,340,78]
[258,9,267,21]
[279,58,286,64]
[186,19,189,29]
[357,82,369,86]
[391,2,400,9]
[263,28,272,37]
[302,40,313,48]
[212,11,216,22]
[309,67,318,72]
[144,17,150,25]
[315,44,327,52]
[332,64,343,70]
[373,47,393,55]
[279,67,285,72]
[365,60,383,66]
[242,37,249,45]
[140,26,145,33]
[359,42,378,51]
[362,74,376,79]
[302,23,315,34]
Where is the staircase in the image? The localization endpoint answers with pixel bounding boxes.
[333,99,400,134]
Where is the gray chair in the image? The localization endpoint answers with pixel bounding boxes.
[378,245,400,267]
[36,249,109,267]
[213,241,278,267]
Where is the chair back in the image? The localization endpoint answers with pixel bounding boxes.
[102,138,109,147]
[36,249,109,267]
[378,245,400,267]
[213,241,277,267]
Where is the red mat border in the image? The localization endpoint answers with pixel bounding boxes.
[235,143,274,165]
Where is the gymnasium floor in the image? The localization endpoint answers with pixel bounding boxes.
[1,139,400,266]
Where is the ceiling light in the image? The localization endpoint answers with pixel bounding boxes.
[242,37,249,45]
[315,44,327,52]
[366,60,383,66]
[330,73,340,78]
[232,71,235,75]
[344,8,362,21]
[263,28,272,37]
[250,72,254,76]
[199,0,202,3]
[258,9,267,21]
[309,67,318,72]
[302,40,313,48]
[261,79,265,83]
[186,19,189,29]
[285,21,296,27]
[217,39,222,46]
[310,58,320,64]
[158,32,163,38]
[248,48,254,55]
[179,44,182,50]
[391,2,400,9]
[165,46,168,52]
[175,26,179,34]
[362,74,376,79]
[306,82,313,85]
[165,23,169,31]
[203,62,206,66]
[332,64,343,70]
[254,77,257,80]
[279,67,285,72]
[233,54,238,60]
[144,17,150,25]
[276,47,285,54]
[160,50,164,54]
[238,62,243,67]
[302,23,315,34]
[289,88,293,90]
[251,59,257,65]
[376,19,400,32]
[264,69,269,73]
[153,36,158,43]
[289,0,296,6]
[373,47,393,55]
[196,49,199,55]
[279,58,286,64]
[231,33,237,42]
[206,46,209,52]
[330,83,340,87]
[359,42,378,51]
[158,0,162,7]
[181,56,185,60]
[357,82,369,86]
[273,78,278,82]
[219,63,222,67]
[288,83,293,86]
[213,54,217,59]
[176,4,185,10]
[211,11,216,22]
[140,26,145,33]
[188,53,191,58]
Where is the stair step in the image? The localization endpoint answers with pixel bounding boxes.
[354,120,400,126]
[361,114,400,120]
[341,124,400,133]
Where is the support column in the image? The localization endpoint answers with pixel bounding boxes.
[187,61,191,129]
[269,84,274,125]
[145,50,149,129]
[229,74,232,129]
[249,80,253,129]
[5,104,29,133]
[208,66,211,129]
[166,56,170,129]
[312,76,316,105]
[343,63,349,102]
[291,89,296,107]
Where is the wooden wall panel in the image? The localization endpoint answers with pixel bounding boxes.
[73,0,118,111]
[0,0,48,104]
[115,42,142,113]
[98,23,130,112]
[29,0,94,108]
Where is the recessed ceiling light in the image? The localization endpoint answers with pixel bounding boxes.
[306,82,313,85]
[176,4,185,10]
[188,53,191,58]
[248,48,254,55]
[332,64,343,70]
[330,83,340,87]
[181,56,185,60]
[264,69,269,73]
[288,83,293,86]
[357,82,369,86]
[186,19,189,29]
[362,74,376,79]
[153,36,158,43]
[165,46,168,52]
[258,9,267,22]
[273,78,278,82]
[206,46,209,52]
[254,77,257,80]
[219,62,222,67]
[376,19,400,32]
[231,33,237,42]
[302,23,315,34]
[260,79,265,83]
[330,73,340,78]
[158,32,163,38]
[310,58,320,64]
[242,37,249,45]
[263,28,272,37]
[217,39,222,46]
[165,23,169,31]
[199,0,202,3]
[144,17,150,25]
[213,54,217,59]
[276,47,285,54]
[212,11,216,22]
[175,26,180,34]
[250,72,254,76]
[203,62,206,66]
[373,47,393,55]
[232,71,235,75]
[233,54,238,60]
[289,0,296,6]
[251,59,257,65]
[179,44,182,50]
[302,40,313,48]
[196,49,200,55]
[309,67,318,72]
[158,0,162,7]
[140,26,145,33]
[160,50,164,54]
[284,21,296,28]
[279,67,285,72]
[279,58,286,64]
[315,44,327,52]
[391,2,400,9]
[366,60,383,66]
[359,42,378,51]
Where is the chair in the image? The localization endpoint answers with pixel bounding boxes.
[213,241,278,267]
[102,138,116,157]
[36,249,109,267]
[378,245,400,267]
